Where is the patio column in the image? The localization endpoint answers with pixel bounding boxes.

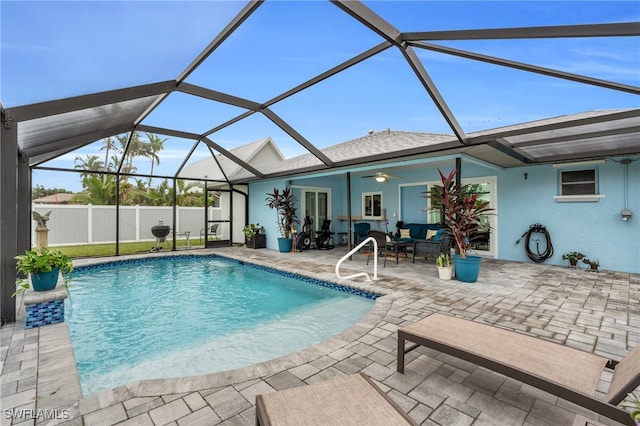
[1,113,18,323]
[455,157,462,255]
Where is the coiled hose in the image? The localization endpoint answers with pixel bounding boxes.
[515,223,554,263]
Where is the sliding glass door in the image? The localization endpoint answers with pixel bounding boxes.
[301,188,331,234]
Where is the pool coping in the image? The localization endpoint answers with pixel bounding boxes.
[34,249,400,415]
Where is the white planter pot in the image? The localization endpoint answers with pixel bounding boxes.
[437,266,453,280]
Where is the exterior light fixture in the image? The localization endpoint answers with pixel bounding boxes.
[375,176,387,183]
[621,209,632,221]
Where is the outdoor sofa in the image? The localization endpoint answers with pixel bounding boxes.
[397,313,640,425]
[397,223,452,262]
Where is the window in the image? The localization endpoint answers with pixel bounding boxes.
[560,169,597,195]
[362,192,383,219]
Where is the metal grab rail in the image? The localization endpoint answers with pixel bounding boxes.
[335,236,379,282]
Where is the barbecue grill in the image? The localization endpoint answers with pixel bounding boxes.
[151,221,170,251]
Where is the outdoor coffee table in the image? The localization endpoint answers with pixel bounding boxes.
[389,240,408,264]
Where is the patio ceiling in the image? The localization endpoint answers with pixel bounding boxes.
[2,0,639,184]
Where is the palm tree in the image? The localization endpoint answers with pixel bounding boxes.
[176,180,204,207]
[116,132,145,175]
[74,154,104,182]
[100,136,118,177]
[72,175,116,205]
[133,179,172,206]
[145,133,167,185]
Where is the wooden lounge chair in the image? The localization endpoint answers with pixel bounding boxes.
[397,313,640,425]
[255,373,417,426]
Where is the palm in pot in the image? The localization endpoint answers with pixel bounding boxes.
[429,169,493,282]
[265,187,299,252]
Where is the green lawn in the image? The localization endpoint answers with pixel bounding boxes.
[55,239,195,258]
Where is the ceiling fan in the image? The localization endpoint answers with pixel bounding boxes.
[361,172,403,183]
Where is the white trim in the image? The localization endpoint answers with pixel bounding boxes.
[398,181,429,223]
[297,185,332,230]
[462,175,498,258]
[362,191,383,220]
[396,175,498,258]
[554,194,605,203]
[552,160,605,168]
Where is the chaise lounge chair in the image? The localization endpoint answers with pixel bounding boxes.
[256,372,417,425]
[397,313,640,425]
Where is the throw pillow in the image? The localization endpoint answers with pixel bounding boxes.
[400,229,411,239]
[426,229,438,240]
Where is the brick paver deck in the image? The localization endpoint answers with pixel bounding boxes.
[1,247,638,425]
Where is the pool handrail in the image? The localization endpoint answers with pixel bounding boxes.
[335,237,379,282]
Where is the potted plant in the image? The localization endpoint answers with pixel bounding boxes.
[243,223,266,249]
[14,247,73,295]
[436,253,453,280]
[582,257,600,271]
[562,251,584,268]
[621,392,640,425]
[265,187,299,253]
[429,169,493,283]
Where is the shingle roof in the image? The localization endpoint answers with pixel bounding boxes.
[231,109,639,181]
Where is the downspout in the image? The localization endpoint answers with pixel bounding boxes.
[347,172,353,259]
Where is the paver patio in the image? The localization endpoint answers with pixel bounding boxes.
[1,246,638,425]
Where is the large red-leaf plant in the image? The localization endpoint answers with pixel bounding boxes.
[429,169,494,258]
[265,187,299,239]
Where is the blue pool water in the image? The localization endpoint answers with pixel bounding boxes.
[65,255,376,396]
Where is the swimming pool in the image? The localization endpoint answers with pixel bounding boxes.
[65,255,377,396]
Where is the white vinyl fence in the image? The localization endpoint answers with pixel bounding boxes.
[32,204,227,246]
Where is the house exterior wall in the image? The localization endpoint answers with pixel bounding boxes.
[247,156,639,273]
[498,159,639,273]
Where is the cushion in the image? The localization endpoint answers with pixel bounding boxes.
[399,229,411,239]
[433,228,445,242]
[426,230,438,240]
[405,223,422,238]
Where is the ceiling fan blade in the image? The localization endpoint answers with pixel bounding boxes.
[384,174,403,180]
[361,172,403,180]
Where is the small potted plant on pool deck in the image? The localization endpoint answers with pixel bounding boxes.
[266,187,299,253]
[561,251,584,268]
[428,169,494,283]
[582,257,600,271]
[14,247,73,295]
[436,253,453,280]
[243,223,266,249]
[621,392,640,425]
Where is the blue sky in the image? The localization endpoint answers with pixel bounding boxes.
[2,1,639,192]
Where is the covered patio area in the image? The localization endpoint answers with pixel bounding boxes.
[2,247,638,425]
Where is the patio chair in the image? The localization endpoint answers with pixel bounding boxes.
[397,313,640,425]
[199,223,219,244]
[366,230,389,267]
[353,222,371,245]
[255,372,417,425]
